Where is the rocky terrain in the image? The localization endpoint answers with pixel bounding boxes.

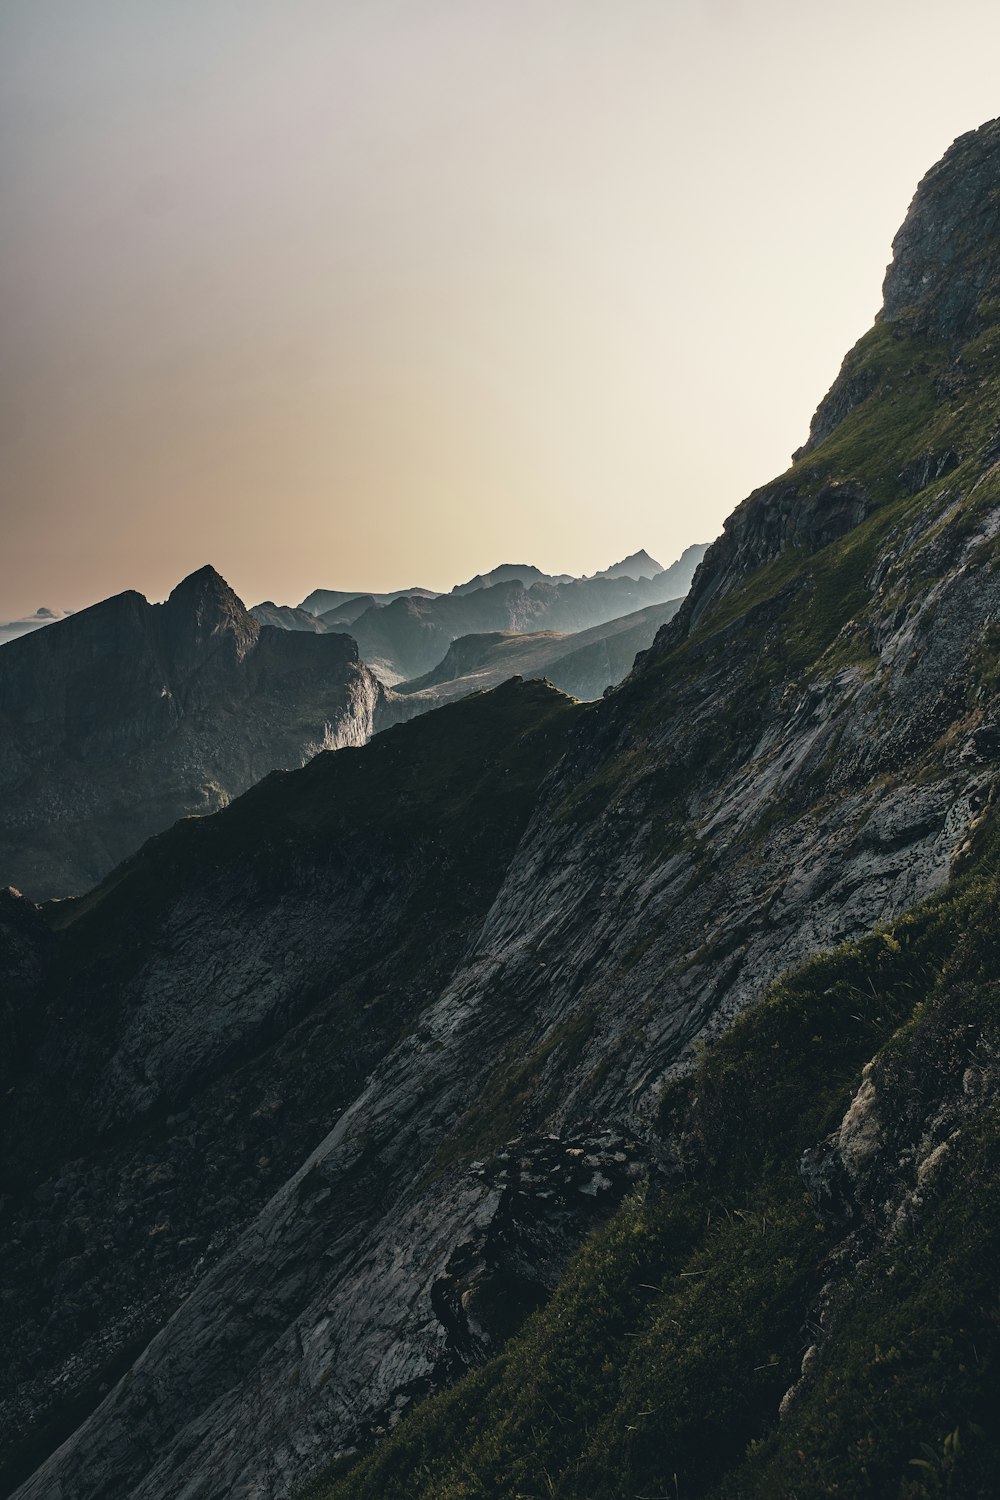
[4,119,1000,1500]
[0,567,396,900]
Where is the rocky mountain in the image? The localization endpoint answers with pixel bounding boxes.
[393,597,683,707]
[0,558,699,902]
[250,601,329,632]
[6,119,1000,1500]
[0,567,396,901]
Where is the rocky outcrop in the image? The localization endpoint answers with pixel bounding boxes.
[882,116,1000,340]
[673,479,870,633]
[0,567,390,900]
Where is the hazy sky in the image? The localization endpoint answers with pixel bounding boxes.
[2,1,999,616]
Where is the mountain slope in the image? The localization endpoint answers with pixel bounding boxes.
[6,119,1000,1500]
[393,597,684,706]
[0,680,578,1499]
[0,567,390,900]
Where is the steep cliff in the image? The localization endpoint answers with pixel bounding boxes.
[5,120,1000,1500]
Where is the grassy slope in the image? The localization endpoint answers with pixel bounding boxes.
[299,308,1000,1498]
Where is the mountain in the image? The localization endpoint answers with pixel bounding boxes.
[0,566,394,900]
[317,594,380,626]
[590,546,663,579]
[341,551,707,685]
[7,120,1000,1500]
[393,598,684,706]
[299,584,438,617]
[250,601,329,632]
[450,563,573,594]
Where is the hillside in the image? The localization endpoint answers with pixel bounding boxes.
[5,118,1000,1500]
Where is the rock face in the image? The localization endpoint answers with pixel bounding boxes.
[881,116,1000,339]
[0,566,391,900]
[6,121,1000,1500]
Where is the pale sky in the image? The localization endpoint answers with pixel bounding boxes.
[1,0,998,617]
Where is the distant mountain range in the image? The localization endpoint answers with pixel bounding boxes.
[262,545,708,684]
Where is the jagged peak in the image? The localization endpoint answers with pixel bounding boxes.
[593,549,663,580]
[165,563,237,603]
[161,565,258,657]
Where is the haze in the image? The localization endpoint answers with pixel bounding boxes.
[2,0,999,619]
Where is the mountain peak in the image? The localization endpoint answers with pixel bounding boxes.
[166,563,233,599]
[162,565,258,659]
[595,549,663,580]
